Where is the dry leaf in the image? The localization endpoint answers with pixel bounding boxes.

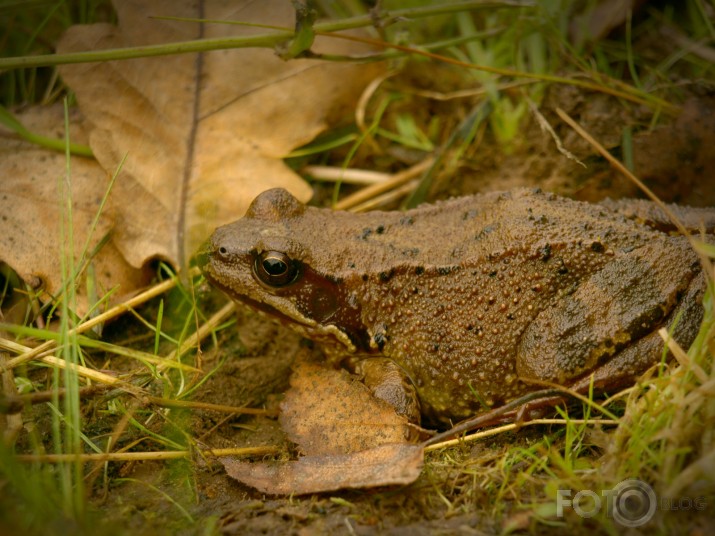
[0,0,380,306]
[220,358,424,494]
[280,360,414,456]
[57,0,380,269]
[0,105,148,305]
[220,443,424,495]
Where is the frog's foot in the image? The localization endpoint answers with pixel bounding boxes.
[348,357,422,425]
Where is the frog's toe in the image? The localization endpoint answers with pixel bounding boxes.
[350,357,422,425]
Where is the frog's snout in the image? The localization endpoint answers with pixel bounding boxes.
[196,240,212,273]
[197,227,235,276]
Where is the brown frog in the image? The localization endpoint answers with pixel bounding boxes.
[200,188,714,425]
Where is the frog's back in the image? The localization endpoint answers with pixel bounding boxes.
[339,188,665,272]
[353,188,713,423]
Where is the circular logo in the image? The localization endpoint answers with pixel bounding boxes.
[612,479,657,527]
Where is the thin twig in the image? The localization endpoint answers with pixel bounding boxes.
[0,383,111,413]
[0,1,536,70]
[424,418,620,452]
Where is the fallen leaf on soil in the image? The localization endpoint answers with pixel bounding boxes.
[222,358,424,494]
[279,360,415,456]
[220,443,424,495]
[0,0,379,307]
[0,105,149,308]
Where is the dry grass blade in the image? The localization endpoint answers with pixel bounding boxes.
[424,418,620,452]
[334,157,434,211]
[14,446,280,463]
[39,356,138,391]
[1,335,141,391]
[659,327,709,383]
[660,25,715,63]
[407,80,534,101]
[423,388,566,447]
[527,98,584,167]
[3,269,197,370]
[160,299,236,370]
[146,396,274,416]
[348,181,420,212]
[0,336,200,373]
[355,69,399,142]
[322,28,679,114]
[555,107,713,274]
[664,448,715,498]
[303,166,393,185]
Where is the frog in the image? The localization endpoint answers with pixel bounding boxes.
[200,187,715,426]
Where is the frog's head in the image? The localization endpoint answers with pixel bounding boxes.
[199,188,367,353]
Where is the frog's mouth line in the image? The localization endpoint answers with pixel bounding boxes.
[236,294,314,329]
[203,271,315,329]
[204,269,365,354]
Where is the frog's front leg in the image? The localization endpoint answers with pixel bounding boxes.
[347,357,422,425]
[516,237,702,386]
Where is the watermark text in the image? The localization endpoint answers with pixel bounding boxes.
[556,479,706,527]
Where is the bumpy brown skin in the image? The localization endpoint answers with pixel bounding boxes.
[201,188,714,426]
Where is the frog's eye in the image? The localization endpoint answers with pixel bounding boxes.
[254,251,300,287]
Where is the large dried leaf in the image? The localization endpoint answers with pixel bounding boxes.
[220,358,422,495]
[220,443,424,495]
[0,105,148,304]
[0,0,379,304]
[280,360,415,456]
[57,0,378,268]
